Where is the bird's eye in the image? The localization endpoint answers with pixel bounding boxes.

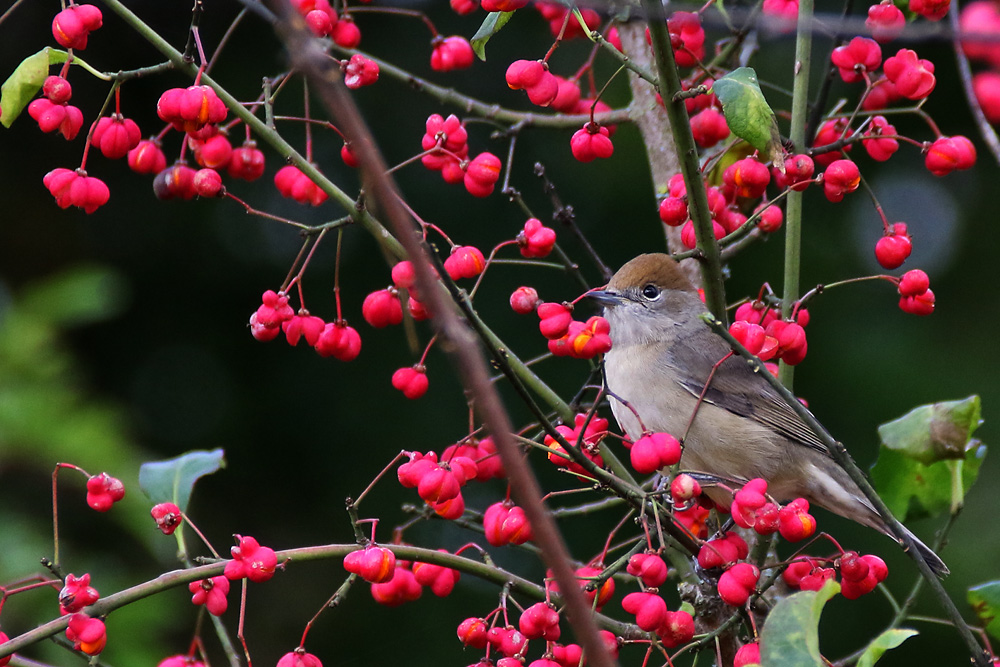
[641,284,660,300]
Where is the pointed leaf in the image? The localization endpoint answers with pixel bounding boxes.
[711,67,783,163]
[760,579,839,667]
[870,442,985,521]
[139,449,226,512]
[1,47,69,128]
[968,581,1000,641]
[856,628,918,667]
[471,11,514,61]
[877,395,982,465]
[872,396,986,521]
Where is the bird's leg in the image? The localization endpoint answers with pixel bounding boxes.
[680,351,735,443]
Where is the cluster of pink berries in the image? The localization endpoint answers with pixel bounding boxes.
[659,166,785,251]
[454,562,620,666]
[530,302,613,360]
[783,551,888,599]
[28,76,84,140]
[249,290,362,360]
[291,0,361,48]
[543,413,609,476]
[418,113,501,197]
[503,57,622,163]
[728,299,810,366]
[397,440,505,521]
[815,31,977,181]
[962,0,1000,124]
[342,544,462,606]
[458,613,617,667]
[29,0,380,214]
[176,535,277,617]
[729,478,818,542]
[896,269,935,316]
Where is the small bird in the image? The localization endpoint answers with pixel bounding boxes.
[591,253,948,577]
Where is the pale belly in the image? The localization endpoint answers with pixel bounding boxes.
[605,345,787,484]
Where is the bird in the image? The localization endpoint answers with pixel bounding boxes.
[590,252,949,577]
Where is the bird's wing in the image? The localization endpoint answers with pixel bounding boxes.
[670,331,831,456]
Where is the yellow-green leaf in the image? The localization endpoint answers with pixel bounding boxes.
[1,47,69,128]
[711,67,782,163]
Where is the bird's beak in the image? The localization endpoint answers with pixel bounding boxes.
[587,289,624,306]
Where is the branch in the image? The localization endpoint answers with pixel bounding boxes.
[643,0,728,325]
[262,4,619,666]
[0,543,641,658]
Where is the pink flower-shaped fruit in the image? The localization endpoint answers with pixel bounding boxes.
[52,4,103,50]
[85,472,125,512]
[830,37,882,83]
[59,573,100,614]
[277,650,323,667]
[464,152,501,197]
[189,575,230,616]
[66,613,107,655]
[151,502,183,535]
[883,49,936,100]
[224,535,278,583]
[621,591,667,632]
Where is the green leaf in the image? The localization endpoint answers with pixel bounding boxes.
[711,67,783,163]
[21,265,129,327]
[1,47,69,128]
[871,396,986,521]
[877,395,982,465]
[760,579,839,667]
[856,628,918,667]
[471,11,514,61]
[969,581,1000,641]
[139,449,226,512]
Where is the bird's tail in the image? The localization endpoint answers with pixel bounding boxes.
[891,522,950,578]
[800,458,949,577]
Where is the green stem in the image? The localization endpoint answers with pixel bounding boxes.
[588,29,658,87]
[643,0,727,324]
[0,543,645,658]
[778,0,813,390]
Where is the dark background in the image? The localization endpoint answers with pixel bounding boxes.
[0,1,997,666]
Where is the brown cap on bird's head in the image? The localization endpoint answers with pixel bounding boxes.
[606,253,697,293]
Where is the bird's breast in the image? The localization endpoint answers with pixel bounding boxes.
[605,342,786,482]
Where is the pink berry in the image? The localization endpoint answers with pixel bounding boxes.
[510,286,540,314]
[874,222,912,269]
[883,49,936,100]
[150,502,183,535]
[463,152,501,197]
[830,37,882,84]
[866,2,905,42]
[392,366,429,399]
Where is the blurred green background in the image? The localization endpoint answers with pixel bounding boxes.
[1,1,998,665]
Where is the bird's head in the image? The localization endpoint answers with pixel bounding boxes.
[589,253,705,345]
